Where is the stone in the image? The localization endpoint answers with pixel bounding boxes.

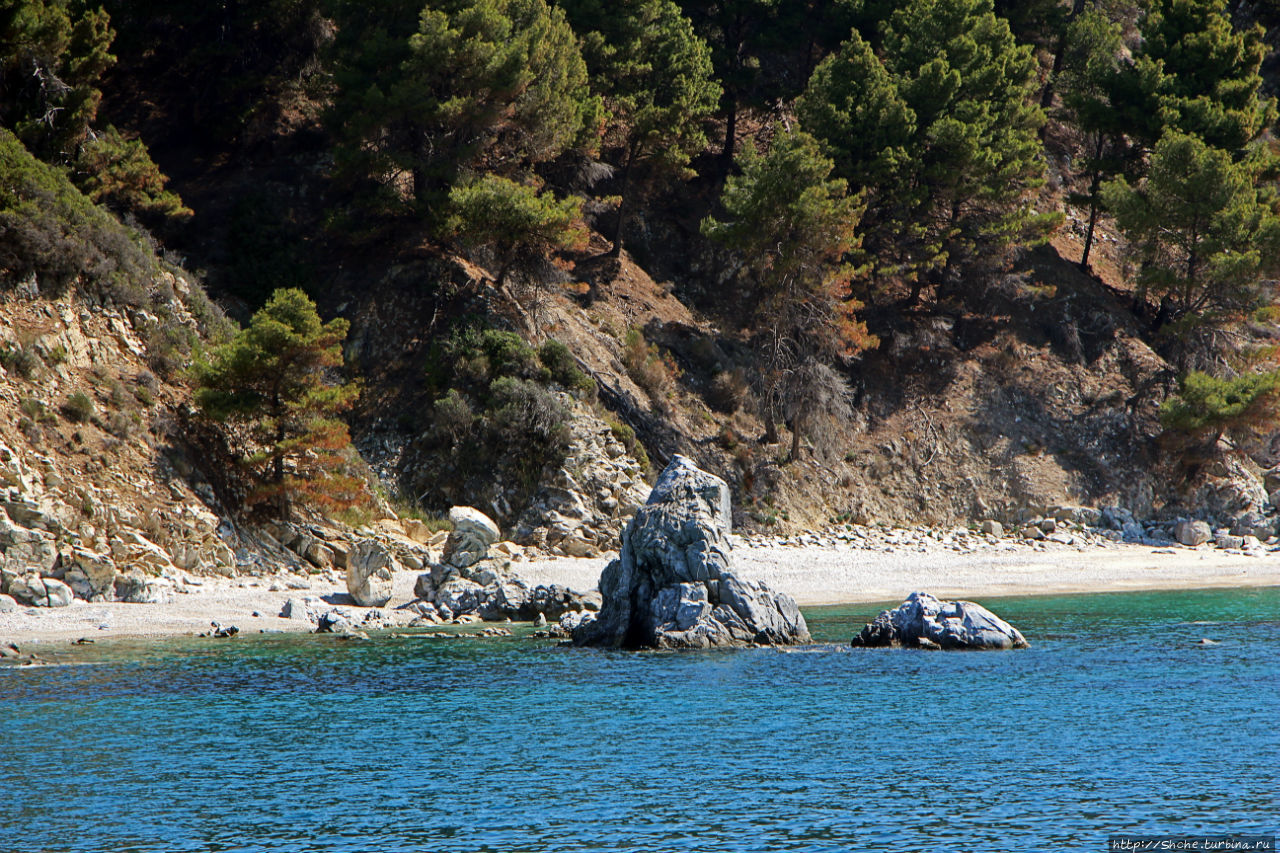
[113,572,175,604]
[574,455,809,649]
[1175,519,1212,547]
[1120,520,1144,543]
[442,507,500,569]
[9,572,73,608]
[1230,511,1275,540]
[979,520,1003,537]
[1214,533,1245,550]
[434,576,484,616]
[1021,525,1046,541]
[280,597,325,622]
[345,539,399,607]
[413,572,435,602]
[478,579,533,622]
[62,549,116,601]
[0,593,15,612]
[851,591,1029,650]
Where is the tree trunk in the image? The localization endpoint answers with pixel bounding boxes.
[608,153,635,258]
[1079,138,1106,271]
[721,95,738,164]
[789,414,803,461]
[1040,0,1087,110]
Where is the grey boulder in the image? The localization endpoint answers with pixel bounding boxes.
[1175,519,1212,547]
[346,539,398,607]
[9,573,73,607]
[852,591,1028,650]
[113,572,175,604]
[575,455,809,649]
[442,506,500,569]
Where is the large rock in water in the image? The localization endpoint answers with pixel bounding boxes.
[574,455,809,649]
[851,592,1028,650]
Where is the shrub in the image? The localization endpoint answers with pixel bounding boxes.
[0,344,40,379]
[538,338,594,396]
[606,415,651,477]
[487,377,571,445]
[63,392,96,423]
[19,397,53,422]
[1160,369,1280,444]
[622,328,681,402]
[431,389,475,443]
[708,369,750,413]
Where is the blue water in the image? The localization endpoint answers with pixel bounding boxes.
[2,587,1278,852]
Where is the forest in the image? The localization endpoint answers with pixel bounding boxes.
[4,0,1280,523]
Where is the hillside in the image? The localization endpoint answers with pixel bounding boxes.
[2,0,1279,607]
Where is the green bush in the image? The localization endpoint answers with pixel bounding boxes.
[63,392,96,423]
[539,338,595,396]
[605,415,651,477]
[0,130,154,298]
[0,344,41,379]
[1160,369,1280,443]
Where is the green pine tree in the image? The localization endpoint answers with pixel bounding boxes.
[448,176,587,291]
[193,288,367,518]
[702,128,876,457]
[801,0,1056,303]
[328,0,599,215]
[562,0,721,255]
[1101,131,1280,350]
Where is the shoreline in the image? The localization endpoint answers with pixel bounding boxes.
[3,540,1279,647]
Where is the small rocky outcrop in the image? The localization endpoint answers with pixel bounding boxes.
[8,572,73,607]
[346,539,399,607]
[442,507,500,569]
[412,505,599,622]
[852,592,1028,650]
[574,455,810,650]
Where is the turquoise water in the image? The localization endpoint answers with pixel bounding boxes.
[2,586,1278,852]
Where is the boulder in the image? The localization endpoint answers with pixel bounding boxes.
[113,572,175,604]
[851,592,1028,650]
[442,507,500,569]
[0,593,16,612]
[574,455,809,649]
[280,596,325,623]
[345,539,398,607]
[1175,519,1212,547]
[434,576,484,616]
[9,572,73,608]
[979,520,1003,537]
[62,549,117,601]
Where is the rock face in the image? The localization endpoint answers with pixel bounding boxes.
[346,539,399,607]
[442,507,500,569]
[851,592,1028,650]
[574,455,809,649]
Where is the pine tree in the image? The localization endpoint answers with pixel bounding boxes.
[801,0,1054,304]
[562,0,721,255]
[74,125,191,224]
[448,176,587,290]
[1160,368,1280,445]
[328,0,599,215]
[1101,131,1280,350]
[1056,7,1131,270]
[0,0,115,161]
[193,288,367,518]
[702,129,876,457]
[1136,0,1274,155]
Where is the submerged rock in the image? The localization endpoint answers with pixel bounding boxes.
[574,455,809,649]
[851,592,1028,650]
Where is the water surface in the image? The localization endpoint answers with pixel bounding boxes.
[3,587,1278,852]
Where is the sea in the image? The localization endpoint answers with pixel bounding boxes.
[2,586,1278,852]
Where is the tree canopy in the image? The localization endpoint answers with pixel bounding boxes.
[193,288,367,518]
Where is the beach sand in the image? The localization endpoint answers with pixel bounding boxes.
[3,540,1278,646]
